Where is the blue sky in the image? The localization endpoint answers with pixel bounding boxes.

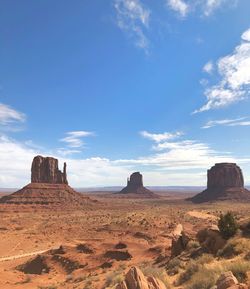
[0,0,250,187]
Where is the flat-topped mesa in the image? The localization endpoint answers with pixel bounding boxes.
[190,162,250,203]
[207,163,244,189]
[31,156,68,184]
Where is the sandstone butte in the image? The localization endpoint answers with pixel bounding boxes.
[0,155,92,208]
[190,163,250,203]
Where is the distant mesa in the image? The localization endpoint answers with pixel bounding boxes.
[190,163,250,203]
[0,155,92,207]
[117,172,158,198]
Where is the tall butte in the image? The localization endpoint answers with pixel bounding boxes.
[190,163,250,203]
[0,155,91,207]
[117,172,158,198]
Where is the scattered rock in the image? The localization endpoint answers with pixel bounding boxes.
[104,250,132,261]
[76,243,94,254]
[49,245,65,255]
[100,261,113,269]
[190,163,250,203]
[134,232,153,242]
[52,255,85,274]
[115,242,127,249]
[196,225,226,254]
[17,255,49,275]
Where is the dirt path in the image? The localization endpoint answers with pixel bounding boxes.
[187,210,217,220]
[0,247,58,262]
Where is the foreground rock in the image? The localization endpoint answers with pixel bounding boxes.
[117,172,158,198]
[214,271,248,289]
[171,224,190,257]
[115,266,166,289]
[190,163,250,203]
[0,155,92,208]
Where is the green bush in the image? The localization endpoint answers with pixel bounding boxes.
[218,212,238,239]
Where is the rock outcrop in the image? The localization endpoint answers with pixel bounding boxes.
[190,163,250,203]
[31,155,68,184]
[115,266,166,289]
[117,172,157,198]
[0,155,92,208]
[171,224,190,257]
[214,271,248,289]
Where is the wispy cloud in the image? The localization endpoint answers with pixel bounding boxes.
[113,0,150,53]
[194,27,250,113]
[140,130,183,142]
[0,103,26,125]
[202,117,250,128]
[60,131,94,148]
[167,0,189,17]
[166,0,238,17]
[203,60,214,74]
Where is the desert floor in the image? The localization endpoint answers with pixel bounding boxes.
[0,191,249,289]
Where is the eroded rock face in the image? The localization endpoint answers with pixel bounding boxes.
[31,155,68,184]
[115,266,166,289]
[127,172,143,189]
[207,163,244,189]
[171,224,190,257]
[190,163,250,203]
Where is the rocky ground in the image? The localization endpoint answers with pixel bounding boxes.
[0,192,249,289]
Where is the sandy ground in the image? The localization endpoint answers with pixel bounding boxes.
[0,192,249,289]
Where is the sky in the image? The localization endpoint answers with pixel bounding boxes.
[0,0,250,188]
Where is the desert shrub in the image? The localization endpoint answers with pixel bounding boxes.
[217,238,250,258]
[244,252,250,261]
[140,265,172,288]
[186,266,222,289]
[166,257,183,275]
[225,260,250,283]
[177,261,199,284]
[104,271,124,287]
[218,212,238,239]
[187,240,200,250]
[196,254,214,265]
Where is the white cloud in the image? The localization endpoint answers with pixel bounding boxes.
[166,0,237,17]
[113,0,150,52]
[195,27,250,113]
[167,0,189,17]
[60,131,94,148]
[203,61,214,74]
[202,117,250,128]
[140,130,183,142]
[0,103,26,125]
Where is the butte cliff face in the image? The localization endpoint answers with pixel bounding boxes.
[117,172,157,198]
[31,155,68,184]
[190,163,250,203]
[0,155,91,208]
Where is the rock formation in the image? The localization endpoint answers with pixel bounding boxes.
[117,172,157,198]
[0,155,92,208]
[31,155,68,184]
[171,224,190,257]
[190,163,250,203]
[115,266,167,289]
[214,271,248,289]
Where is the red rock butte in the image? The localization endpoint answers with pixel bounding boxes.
[190,163,250,203]
[117,172,158,198]
[0,155,92,208]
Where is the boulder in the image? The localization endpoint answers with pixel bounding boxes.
[171,224,190,257]
[215,271,248,289]
[190,163,250,203]
[196,225,226,254]
[31,155,68,184]
[115,266,167,289]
